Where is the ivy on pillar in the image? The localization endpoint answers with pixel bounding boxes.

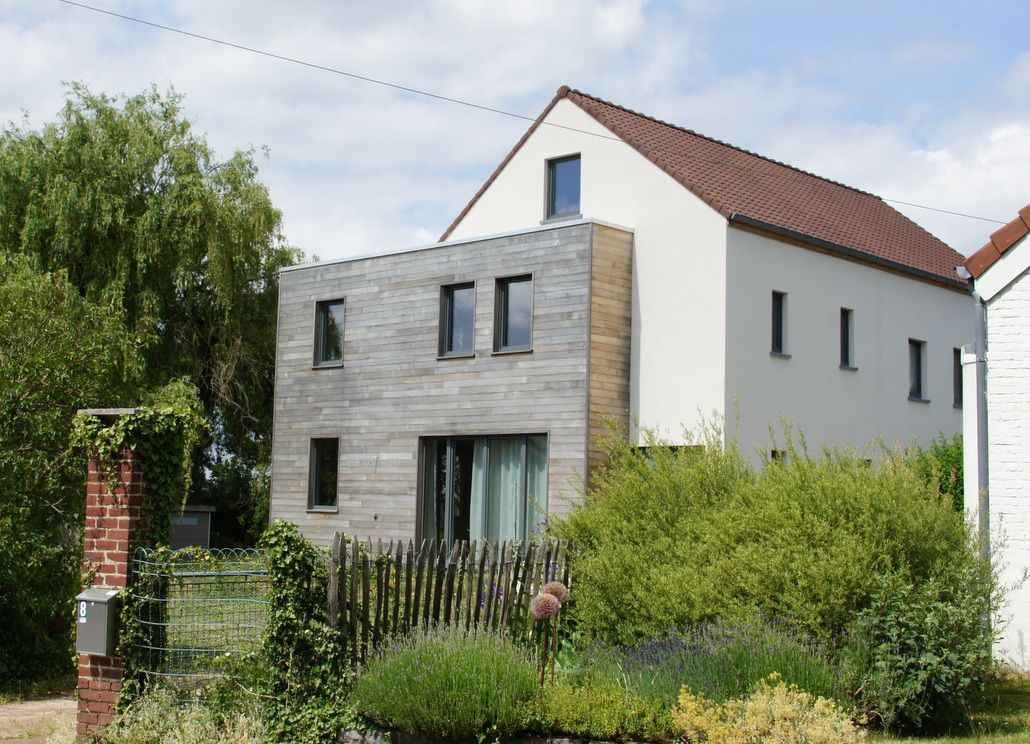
[72,390,205,742]
[77,409,144,739]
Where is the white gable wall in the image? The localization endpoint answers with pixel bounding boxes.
[725,227,968,461]
[981,240,1030,669]
[448,99,729,443]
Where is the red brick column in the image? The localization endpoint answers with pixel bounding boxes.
[78,446,147,741]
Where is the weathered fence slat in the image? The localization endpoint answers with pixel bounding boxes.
[327,535,568,667]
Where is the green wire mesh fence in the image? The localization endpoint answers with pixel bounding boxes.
[131,547,269,679]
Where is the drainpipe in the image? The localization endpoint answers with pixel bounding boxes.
[959,268,989,560]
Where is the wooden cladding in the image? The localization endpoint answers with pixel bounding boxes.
[327,533,569,667]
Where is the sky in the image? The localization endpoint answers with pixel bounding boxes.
[1,0,1028,261]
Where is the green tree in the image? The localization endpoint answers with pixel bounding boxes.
[0,255,142,683]
[0,84,301,542]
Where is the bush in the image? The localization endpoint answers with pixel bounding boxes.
[352,627,537,740]
[529,680,677,742]
[553,424,753,645]
[672,673,865,744]
[913,433,964,511]
[554,425,997,731]
[570,617,844,706]
[848,566,996,730]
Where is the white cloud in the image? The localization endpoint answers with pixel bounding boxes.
[0,0,1026,260]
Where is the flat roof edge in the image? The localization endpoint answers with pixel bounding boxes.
[281,218,634,273]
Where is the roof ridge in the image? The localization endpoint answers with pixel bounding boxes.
[564,87,879,200]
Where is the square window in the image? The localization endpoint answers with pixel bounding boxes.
[439,283,476,357]
[909,339,927,401]
[494,275,533,352]
[953,348,963,408]
[314,299,345,367]
[771,291,787,355]
[840,308,854,368]
[546,155,581,219]
[309,438,339,509]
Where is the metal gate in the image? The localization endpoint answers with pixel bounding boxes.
[130,547,269,678]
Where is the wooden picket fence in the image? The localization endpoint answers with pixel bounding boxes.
[326,534,569,666]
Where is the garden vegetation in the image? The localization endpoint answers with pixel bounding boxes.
[554,426,998,731]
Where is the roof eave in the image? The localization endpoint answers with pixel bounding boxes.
[729,214,969,292]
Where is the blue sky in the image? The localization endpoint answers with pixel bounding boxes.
[1,0,1027,260]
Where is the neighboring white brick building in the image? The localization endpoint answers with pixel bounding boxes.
[964,202,1030,670]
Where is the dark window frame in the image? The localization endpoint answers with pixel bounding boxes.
[417,433,548,546]
[840,307,855,369]
[438,282,476,358]
[771,291,788,356]
[909,338,928,402]
[494,274,534,353]
[313,299,345,368]
[546,154,581,219]
[308,437,339,511]
[953,347,963,408]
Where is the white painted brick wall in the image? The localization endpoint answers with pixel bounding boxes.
[986,266,1030,669]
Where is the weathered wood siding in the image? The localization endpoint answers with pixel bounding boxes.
[270,221,632,546]
[586,225,633,482]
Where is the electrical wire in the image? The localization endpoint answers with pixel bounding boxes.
[54,0,1010,226]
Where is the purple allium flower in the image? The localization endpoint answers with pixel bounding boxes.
[530,592,560,620]
[541,581,569,605]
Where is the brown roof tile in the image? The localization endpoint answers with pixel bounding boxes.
[441,86,968,288]
[964,202,1030,279]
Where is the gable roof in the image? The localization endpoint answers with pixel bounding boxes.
[441,86,967,289]
[965,202,1030,279]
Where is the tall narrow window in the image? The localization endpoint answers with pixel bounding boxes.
[546,154,581,218]
[439,283,475,357]
[771,291,787,355]
[314,299,345,366]
[309,438,339,509]
[495,275,533,352]
[909,339,927,401]
[953,348,963,407]
[840,308,854,368]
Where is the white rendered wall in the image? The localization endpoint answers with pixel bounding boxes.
[984,263,1030,669]
[724,227,969,463]
[447,99,729,443]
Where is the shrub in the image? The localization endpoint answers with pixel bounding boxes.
[529,680,677,742]
[672,673,865,744]
[554,425,998,731]
[553,424,753,644]
[913,433,964,511]
[352,627,537,740]
[570,617,844,706]
[847,565,996,730]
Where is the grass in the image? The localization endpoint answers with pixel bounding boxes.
[881,673,1030,743]
[0,671,76,704]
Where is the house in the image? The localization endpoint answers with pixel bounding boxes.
[270,86,971,547]
[962,202,1030,670]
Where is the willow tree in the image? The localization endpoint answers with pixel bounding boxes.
[0,84,300,543]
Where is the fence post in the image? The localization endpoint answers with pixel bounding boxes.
[77,409,148,742]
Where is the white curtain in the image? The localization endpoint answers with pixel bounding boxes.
[468,440,488,542]
[487,438,522,541]
[526,435,548,533]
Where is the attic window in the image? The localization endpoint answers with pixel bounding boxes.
[546,154,580,219]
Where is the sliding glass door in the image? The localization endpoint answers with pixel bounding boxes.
[420,434,547,544]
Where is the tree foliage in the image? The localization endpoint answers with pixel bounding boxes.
[0,84,299,685]
[0,83,300,541]
[0,255,141,683]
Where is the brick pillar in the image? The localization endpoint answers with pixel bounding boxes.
[78,423,147,741]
